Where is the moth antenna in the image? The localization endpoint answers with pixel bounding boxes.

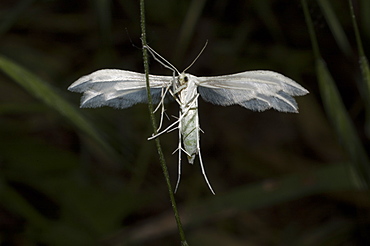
[143,45,180,75]
[183,40,208,73]
[126,28,140,50]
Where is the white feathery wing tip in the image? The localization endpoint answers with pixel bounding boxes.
[197,70,309,113]
[68,69,172,109]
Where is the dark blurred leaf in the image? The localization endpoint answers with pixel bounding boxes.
[0,54,118,160]
[303,0,370,188]
[317,0,352,56]
[103,164,359,245]
[0,0,36,35]
[349,0,370,137]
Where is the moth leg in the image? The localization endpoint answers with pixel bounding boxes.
[174,112,183,193]
[156,102,165,132]
[197,148,215,195]
[184,93,200,108]
[147,100,195,140]
[153,84,170,114]
[169,86,199,107]
[168,89,182,106]
[172,84,187,95]
[194,105,215,194]
[154,84,171,132]
[147,117,180,140]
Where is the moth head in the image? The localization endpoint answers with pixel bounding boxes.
[178,72,189,85]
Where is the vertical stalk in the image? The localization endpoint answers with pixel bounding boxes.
[302,0,370,187]
[349,0,370,137]
[139,0,188,245]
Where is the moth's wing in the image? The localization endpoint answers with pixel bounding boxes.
[196,70,309,113]
[68,69,173,109]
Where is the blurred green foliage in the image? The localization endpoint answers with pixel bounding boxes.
[0,0,369,245]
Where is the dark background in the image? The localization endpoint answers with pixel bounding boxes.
[0,0,369,245]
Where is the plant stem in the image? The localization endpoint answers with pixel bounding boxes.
[139,0,188,245]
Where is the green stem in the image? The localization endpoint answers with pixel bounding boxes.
[349,0,370,135]
[139,0,188,245]
[301,0,321,59]
[348,0,365,57]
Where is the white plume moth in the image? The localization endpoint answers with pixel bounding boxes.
[68,44,309,194]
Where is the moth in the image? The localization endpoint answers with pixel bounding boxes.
[68,45,309,194]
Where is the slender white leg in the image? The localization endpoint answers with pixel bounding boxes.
[157,103,165,131]
[147,96,198,140]
[154,85,171,132]
[174,112,183,193]
[147,116,181,140]
[198,149,215,195]
[168,89,182,106]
